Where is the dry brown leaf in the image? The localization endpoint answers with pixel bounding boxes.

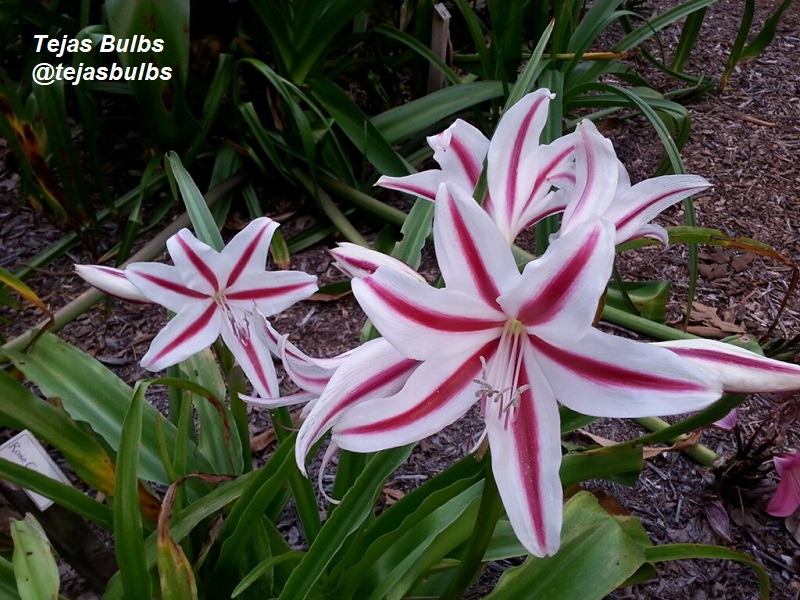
[382,488,405,506]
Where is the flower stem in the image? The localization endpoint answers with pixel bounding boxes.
[439,459,504,600]
[633,416,720,466]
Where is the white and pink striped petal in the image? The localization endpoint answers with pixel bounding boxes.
[499,219,614,341]
[295,338,418,475]
[74,265,150,303]
[535,328,722,417]
[333,341,495,452]
[655,339,800,393]
[434,183,519,306]
[558,120,619,236]
[141,300,222,371]
[485,348,563,557]
[329,243,425,282]
[352,267,504,361]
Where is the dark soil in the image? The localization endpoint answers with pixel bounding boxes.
[2,0,800,598]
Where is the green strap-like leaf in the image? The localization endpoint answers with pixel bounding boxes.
[485,492,647,599]
[277,446,413,600]
[6,333,210,484]
[114,381,152,600]
[165,151,224,251]
[11,515,59,600]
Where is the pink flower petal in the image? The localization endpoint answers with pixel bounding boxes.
[486,348,562,557]
[295,339,418,475]
[534,328,722,417]
[434,182,519,307]
[74,265,151,303]
[141,300,222,371]
[655,339,800,393]
[767,452,800,517]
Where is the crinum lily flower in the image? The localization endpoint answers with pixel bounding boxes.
[556,119,712,245]
[377,89,576,243]
[78,217,317,398]
[309,181,728,557]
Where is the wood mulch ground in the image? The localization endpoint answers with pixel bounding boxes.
[2,0,800,597]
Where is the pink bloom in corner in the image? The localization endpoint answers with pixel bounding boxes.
[78,217,318,398]
[767,452,800,517]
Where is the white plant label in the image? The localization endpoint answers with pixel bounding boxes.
[0,430,72,510]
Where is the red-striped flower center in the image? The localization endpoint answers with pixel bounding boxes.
[476,319,530,429]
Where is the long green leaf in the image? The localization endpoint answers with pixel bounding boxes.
[105,0,193,143]
[165,151,224,251]
[0,458,113,529]
[7,333,210,484]
[485,492,647,599]
[506,19,555,109]
[277,446,413,600]
[11,515,59,600]
[114,381,151,600]
[375,24,461,86]
[0,556,23,600]
[308,76,411,176]
[180,350,243,475]
[372,80,504,145]
[0,370,117,496]
[645,544,769,598]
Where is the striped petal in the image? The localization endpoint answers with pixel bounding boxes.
[428,118,489,194]
[499,219,614,341]
[141,300,221,371]
[220,217,279,287]
[295,339,418,475]
[559,119,619,235]
[125,262,209,313]
[219,315,279,398]
[654,339,800,393]
[534,328,722,417]
[166,228,223,294]
[74,265,150,303]
[610,175,711,245]
[486,347,562,557]
[434,182,520,306]
[329,243,426,282]
[226,270,318,316]
[491,133,576,241]
[352,266,504,361]
[376,170,445,202]
[333,339,496,452]
[486,89,554,238]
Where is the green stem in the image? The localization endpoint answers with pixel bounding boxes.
[439,461,503,600]
[292,169,368,247]
[270,407,322,544]
[630,393,746,448]
[319,175,408,227]
[633,416,720,466]
[226,364,253,473]
[600,305,697,341]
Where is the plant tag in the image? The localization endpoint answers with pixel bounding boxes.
[0,431,72,511]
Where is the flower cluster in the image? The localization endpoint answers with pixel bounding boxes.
[77,90,800,558]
